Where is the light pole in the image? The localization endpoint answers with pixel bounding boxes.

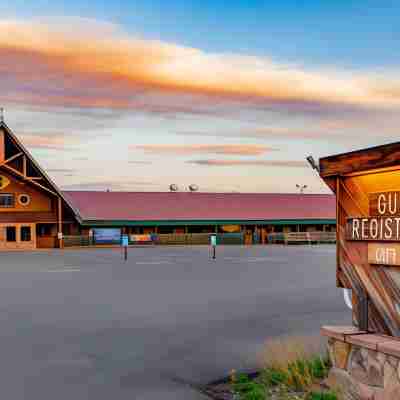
[296,184,307,194]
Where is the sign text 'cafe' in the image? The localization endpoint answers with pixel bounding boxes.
[346,191,400,266]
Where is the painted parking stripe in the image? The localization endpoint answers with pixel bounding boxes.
[135,260,171,265]
[41,269,81,273]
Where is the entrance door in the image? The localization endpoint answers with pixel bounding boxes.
[244,230,253,245]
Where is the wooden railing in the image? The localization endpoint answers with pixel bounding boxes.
[268,231,336,244]
[62,231,335,247]
[63,235,94,247]
[155,233,209,245]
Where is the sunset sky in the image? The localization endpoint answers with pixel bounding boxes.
[1,1,400,193]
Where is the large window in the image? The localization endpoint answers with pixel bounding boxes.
[0,194,14,208]
[6,227,16,242]
[20,226,31,242]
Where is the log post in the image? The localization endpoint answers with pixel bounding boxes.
[58,197,63,249]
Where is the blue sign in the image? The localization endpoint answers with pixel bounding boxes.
[121,235,129,247]
[93,228,121,244]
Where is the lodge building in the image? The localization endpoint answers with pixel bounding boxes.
[0,121,336,250]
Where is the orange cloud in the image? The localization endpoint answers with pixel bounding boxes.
[19,133,75,150]
[132,144,276,156]
[187,159,307,167]
[1,19,400,116]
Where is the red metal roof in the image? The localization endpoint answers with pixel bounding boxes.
[63,191,335,222]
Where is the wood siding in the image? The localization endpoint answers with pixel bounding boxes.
[0,171,53,213]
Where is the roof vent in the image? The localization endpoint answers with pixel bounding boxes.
[188,184,199,192]
[169,184,179,192]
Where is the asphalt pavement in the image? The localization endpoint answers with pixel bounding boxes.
[0,245,349,399]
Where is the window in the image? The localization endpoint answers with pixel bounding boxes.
[37,224,52,236]
[0,194,14,208]
[18,194,31,206]
[6,227,16,242]
[20,226,31,242]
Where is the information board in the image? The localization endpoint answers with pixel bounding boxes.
[93,228,121,244]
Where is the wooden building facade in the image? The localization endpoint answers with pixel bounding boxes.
[0,122,80,250]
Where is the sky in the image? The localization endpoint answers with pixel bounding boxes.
[0,1,400,193]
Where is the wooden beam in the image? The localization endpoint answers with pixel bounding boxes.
[336,177,340,284]
[0,129,4,162]
[0,152,23,168]
[1,164,57,196]
[320,141,400,177]
[23,155,27,177]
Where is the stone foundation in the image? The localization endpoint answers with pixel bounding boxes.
[322,326,400,400]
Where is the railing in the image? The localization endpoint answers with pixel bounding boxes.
[267,231,336,244]
[155,233,210,245]
[63,235,94,247]
[62,231,335,247]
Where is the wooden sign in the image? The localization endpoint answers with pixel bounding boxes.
[346,217,400,241]
[346,191,400,242]
[368,243,400,266]
[370,191,400,217]
[319,144,400,336]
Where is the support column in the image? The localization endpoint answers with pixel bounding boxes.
[57,197,63,249]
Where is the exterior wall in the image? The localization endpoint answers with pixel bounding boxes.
[0,223,36,250]
[0,171,53,213]
[0,172,57,250]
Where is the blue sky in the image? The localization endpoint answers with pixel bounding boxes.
[4,0,400,66]
[0,1,399,192]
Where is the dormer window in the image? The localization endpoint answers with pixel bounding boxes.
[0,193,14,208]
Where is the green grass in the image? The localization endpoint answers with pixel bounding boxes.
[306,391,337,400]
[231,373,267,400]
[230,336,335,400]
[259,354,330,392]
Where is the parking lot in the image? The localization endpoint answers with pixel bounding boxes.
[0,245,349,399]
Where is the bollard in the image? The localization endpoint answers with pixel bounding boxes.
[121,234,129,262]
[210,234,217,260]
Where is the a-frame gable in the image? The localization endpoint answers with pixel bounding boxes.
[0,121,81,222]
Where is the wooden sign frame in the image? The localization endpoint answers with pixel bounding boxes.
[320,141,400,336]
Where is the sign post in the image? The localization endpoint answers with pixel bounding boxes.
[121,234,129,261]
[210,234,217,259]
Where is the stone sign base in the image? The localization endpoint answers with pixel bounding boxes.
[322,326,400,399]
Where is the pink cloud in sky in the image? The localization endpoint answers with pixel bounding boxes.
[19,133,75,150]
[0,18,400,118]
[132,144,277,156]
[187,159,307,167]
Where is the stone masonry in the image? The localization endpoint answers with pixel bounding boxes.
[322,326,400,400]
